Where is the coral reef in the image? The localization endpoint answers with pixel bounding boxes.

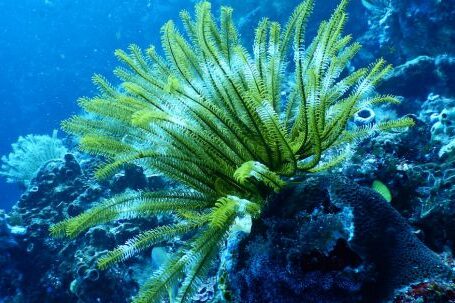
[424,94,455,147]
[0,153,165,302]
[360,0,455,63]
[344,113,455,251]
[0,210,22,301]
[0,0,453,302]
[392,281,455,303]
[227,176,452,303]
[378,55,455,104]
[343,0,455,239]
[0,130,67,187]
[323,177,452,292]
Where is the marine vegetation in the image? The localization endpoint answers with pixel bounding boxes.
[0,130,67,187]
[50,0,414,302]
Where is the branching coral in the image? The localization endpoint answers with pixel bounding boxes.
[50,0,413,302]
[0,130,67,187]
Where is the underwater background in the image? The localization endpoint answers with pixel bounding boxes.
[0,0,351,209]
[0,0,454,302]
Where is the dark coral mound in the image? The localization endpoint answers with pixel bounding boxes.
[228,176,452,303]
[324,176,452,292]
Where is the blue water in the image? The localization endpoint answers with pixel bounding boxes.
[0,0,365,210]
[0,0,195,209]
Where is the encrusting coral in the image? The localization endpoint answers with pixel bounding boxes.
[50,0,414,302]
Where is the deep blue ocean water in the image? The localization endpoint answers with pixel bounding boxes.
[0,0,201,209]
[0,0,364,210]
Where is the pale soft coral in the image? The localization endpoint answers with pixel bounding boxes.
[0,130,67,187]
